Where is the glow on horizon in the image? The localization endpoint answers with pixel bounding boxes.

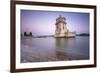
[21,10,90,35]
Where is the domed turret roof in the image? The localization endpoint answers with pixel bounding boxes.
[56,15,66,21]
[56,15,66,25]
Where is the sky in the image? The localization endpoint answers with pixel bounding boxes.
[21,10,90,35]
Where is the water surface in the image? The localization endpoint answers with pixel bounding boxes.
[21,36,89,63]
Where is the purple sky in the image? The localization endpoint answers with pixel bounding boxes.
[21,10,90,35]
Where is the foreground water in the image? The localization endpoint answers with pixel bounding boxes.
[21,36,89,63]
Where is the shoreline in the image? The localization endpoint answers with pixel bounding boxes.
[21,35,89,39]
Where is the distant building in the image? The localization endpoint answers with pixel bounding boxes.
[54,15,76,37]
[24,32,32,36]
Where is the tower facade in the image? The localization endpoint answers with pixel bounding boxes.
[54,15,75,37]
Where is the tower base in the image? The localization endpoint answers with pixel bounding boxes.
[54,32,76,38]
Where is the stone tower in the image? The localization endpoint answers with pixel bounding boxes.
[54,15,76,37]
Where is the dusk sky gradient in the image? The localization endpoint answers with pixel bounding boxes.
[21,10,90,35]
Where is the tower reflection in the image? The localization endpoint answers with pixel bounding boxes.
[55,38,69,60]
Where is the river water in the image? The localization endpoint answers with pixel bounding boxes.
[21,36,89,63]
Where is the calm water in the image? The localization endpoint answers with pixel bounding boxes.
[21,36,89,63]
